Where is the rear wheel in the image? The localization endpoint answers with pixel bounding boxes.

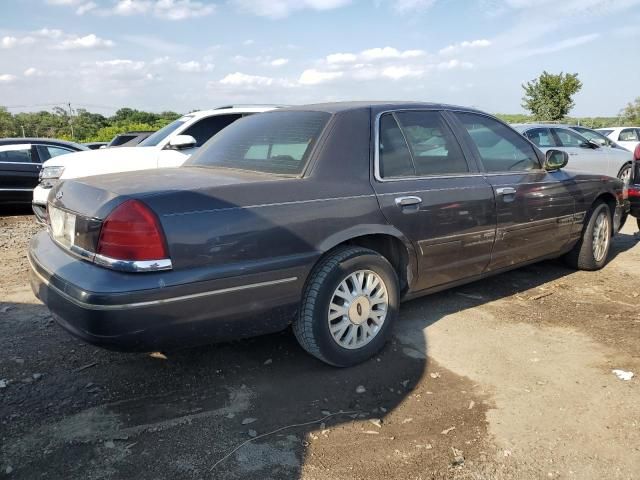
[293,246,399,367]
[618,163,632,185]
[564,201,612,270]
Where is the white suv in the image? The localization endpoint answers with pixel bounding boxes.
[32,105,278,222]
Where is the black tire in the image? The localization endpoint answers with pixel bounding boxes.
[293,246,399,367]
[563,201,612,270]
[618,163,632,184]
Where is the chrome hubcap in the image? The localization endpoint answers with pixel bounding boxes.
[327,270,388,350]
[620,167,631,185]
[592,211,610,262]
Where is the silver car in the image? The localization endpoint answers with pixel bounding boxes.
[513,124,634,184]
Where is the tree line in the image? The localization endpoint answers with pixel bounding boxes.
[1,76,638,143]
[0,107,181,143]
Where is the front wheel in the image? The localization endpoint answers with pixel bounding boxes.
[293,246,399,367]
[564,201,612,270]
[618,163,632,185]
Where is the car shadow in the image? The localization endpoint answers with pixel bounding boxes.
[3,229,637,478]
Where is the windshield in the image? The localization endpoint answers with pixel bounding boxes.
[597,129,613,136]
[186,111,330,175]
[139,116,193,147]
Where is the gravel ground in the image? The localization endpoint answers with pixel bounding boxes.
[1,213,639,479]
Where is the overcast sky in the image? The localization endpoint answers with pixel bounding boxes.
[1,0,639,116]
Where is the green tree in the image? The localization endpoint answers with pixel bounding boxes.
[521,71,582,121]
[620,97,640,124]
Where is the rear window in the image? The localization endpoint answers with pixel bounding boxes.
[186,111,330,175]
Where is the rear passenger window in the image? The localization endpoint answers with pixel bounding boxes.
[378,111,468,178]
[0,145,33,163]
[619,129,639,142]
[395,111,468,176]
[524,128,555,148]
[455,113,541,172]
[183,114,242,147]
[378,114,414,178]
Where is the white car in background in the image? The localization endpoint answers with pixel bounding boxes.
[514,124,634,183]
[596,127,640,152]
[32,105,278,222]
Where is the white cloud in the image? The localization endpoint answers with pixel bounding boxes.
[270,58,289,67]
[76,1,97,14]
[49,0,215,20]
[382,65,423,80]
[231,0,351,19]
[243,39,255,46]
[437,59,473,70]
[0,74,17,83]
[177,60,214,72]
[391,0,436,13]
[24,67,43,77]
[35,28,64,39]
[439,39,491,55]
[94,59,146,73]
[56,33,114,49]
[299,69,343,85]
[1,35,35,48]
[519,33,600,57]
[219,72,276,87]
[361,46,425,61]
[326,52,358,64]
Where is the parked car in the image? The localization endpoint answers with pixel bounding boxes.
[596,127,640,152]
[32,105,278,222]
[107,131,155,148]
[29,102,629,367]
[83,142,108,150]
[514,124,634,184]
[568,125,627,150]
[628,145,640,230]
[0,138,87,206]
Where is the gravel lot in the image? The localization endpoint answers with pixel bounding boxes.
[1,213,639,479]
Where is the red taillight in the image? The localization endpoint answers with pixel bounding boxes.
[628,187,640,198]
[634,144,640,161]
[97,200,168,261]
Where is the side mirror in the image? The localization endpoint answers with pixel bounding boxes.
[166,135,197,150]
[544,149,569,171]
[587,140,601,149]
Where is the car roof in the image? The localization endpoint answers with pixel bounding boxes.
[596,126,640,131]
[277,101,485,115]
[0,137,87,149]
[186,105,282,119]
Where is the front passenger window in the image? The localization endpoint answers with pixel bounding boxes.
[619,129,639,142]
[552,128,590,148]
[455,113,541,172]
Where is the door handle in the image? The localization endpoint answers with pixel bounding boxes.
[496,187,516,196]
[395,196,422,208]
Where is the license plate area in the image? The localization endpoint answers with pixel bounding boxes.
[49,206,76,249]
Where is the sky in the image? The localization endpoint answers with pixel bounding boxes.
[0,0,639,117]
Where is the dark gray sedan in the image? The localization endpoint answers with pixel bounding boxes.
[29,102,630,366]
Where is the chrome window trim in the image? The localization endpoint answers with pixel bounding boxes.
[93,254,173,273]
[29,255,297,311]
[374,108,478,183]
[0,187,34,192]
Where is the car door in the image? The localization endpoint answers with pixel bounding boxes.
[451,112,575,271]
[0,143,41,203]
[371,110,496,291]
[158,114,243,168]
[550,127,611,176]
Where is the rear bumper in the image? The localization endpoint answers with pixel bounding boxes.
[29,232,309,351]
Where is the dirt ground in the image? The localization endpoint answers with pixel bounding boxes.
[1,212,639,479]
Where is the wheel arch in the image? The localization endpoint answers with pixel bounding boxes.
[315,226,418,295]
